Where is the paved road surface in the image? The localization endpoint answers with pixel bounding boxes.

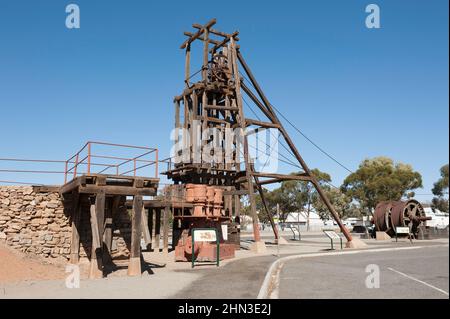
[1,239,447,299]
[278,245,449,299]
[172,254,278,299]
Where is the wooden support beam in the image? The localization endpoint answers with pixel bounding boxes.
[192,25,239,39]
[69,190,81,264]
[60,175,159,196]
[89,191,105,279]
[148,208,154,250]
[154,208,161,252]
[95,175,106,186]
[102,197,113,266]
[241,83,275,121]
[109,195,121,259]
[175,101,181,158]
[254,176,279,240]
[210,31,239,53]
[185,44,191,86]
[223,189,249,196]
[230,37,262,244]
[202,116,231,125]
[183,95,190,162]
[34,185,61,193]
[180,18,216,49]
[163,206,170,255]
[90,203,100,247]
[141,205,152,250]
[183,32,221,45]
[128,195,143,276]
[204,105,239,111]
[181,29,204,49]
[234,193,241,219]
[201,92,208,164]
[256,177,306,186]
[59,175,86,196]
[202,27,210,81]
[245,119,280,129]
[79,185,157,196]
[162,164,243,174]
[252,172,311,181]
[111,195,121,218]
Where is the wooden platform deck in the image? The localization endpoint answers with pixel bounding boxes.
[163,164,246,185]
[60,174,160,279]
[60,174,159,196]
[125,199,193,209]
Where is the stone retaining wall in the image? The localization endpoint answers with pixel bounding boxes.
[0,186,71,258]
[0,186,131,260]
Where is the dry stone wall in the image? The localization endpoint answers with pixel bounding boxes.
[0,186,132,260]
[0,186,71,258]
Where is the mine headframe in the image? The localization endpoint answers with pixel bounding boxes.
[163,18,355,253]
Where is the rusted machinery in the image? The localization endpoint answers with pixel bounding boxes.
[373,199,431,238]
[170,184,236,261]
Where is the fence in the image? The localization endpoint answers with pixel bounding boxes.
[64,141,158,183]
[0,141,161,186]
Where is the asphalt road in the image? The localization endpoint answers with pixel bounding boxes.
[278,245,449,299]
[172,254,278,299]
[2,239,446,299]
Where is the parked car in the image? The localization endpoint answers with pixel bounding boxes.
[352,225,368,233]
[351,224,376,239]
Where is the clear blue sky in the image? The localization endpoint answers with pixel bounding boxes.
[0,0,448,201]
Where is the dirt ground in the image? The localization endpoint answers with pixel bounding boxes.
[0,243,66,283]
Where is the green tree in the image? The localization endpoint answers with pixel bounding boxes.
[431,164,449,213]
[240,169,332,229]
[265,169,331,229]
[313,187,361,221]
[341,157,422,215]
[243,187,292,224]
[252,189,276,223]
[286,169,331,230]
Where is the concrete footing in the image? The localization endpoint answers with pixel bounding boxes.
[250,241,267,253]
[345,238,368,249]
[275,236,289,245]
[127,257,141,276]
[376,231,391,240]
[89,262,103,279]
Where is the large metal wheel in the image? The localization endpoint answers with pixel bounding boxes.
[373,199,426,238]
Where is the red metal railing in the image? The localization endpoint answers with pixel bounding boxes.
[0,142,160,185]
[64,141,159,183]
[159,157,173,172]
